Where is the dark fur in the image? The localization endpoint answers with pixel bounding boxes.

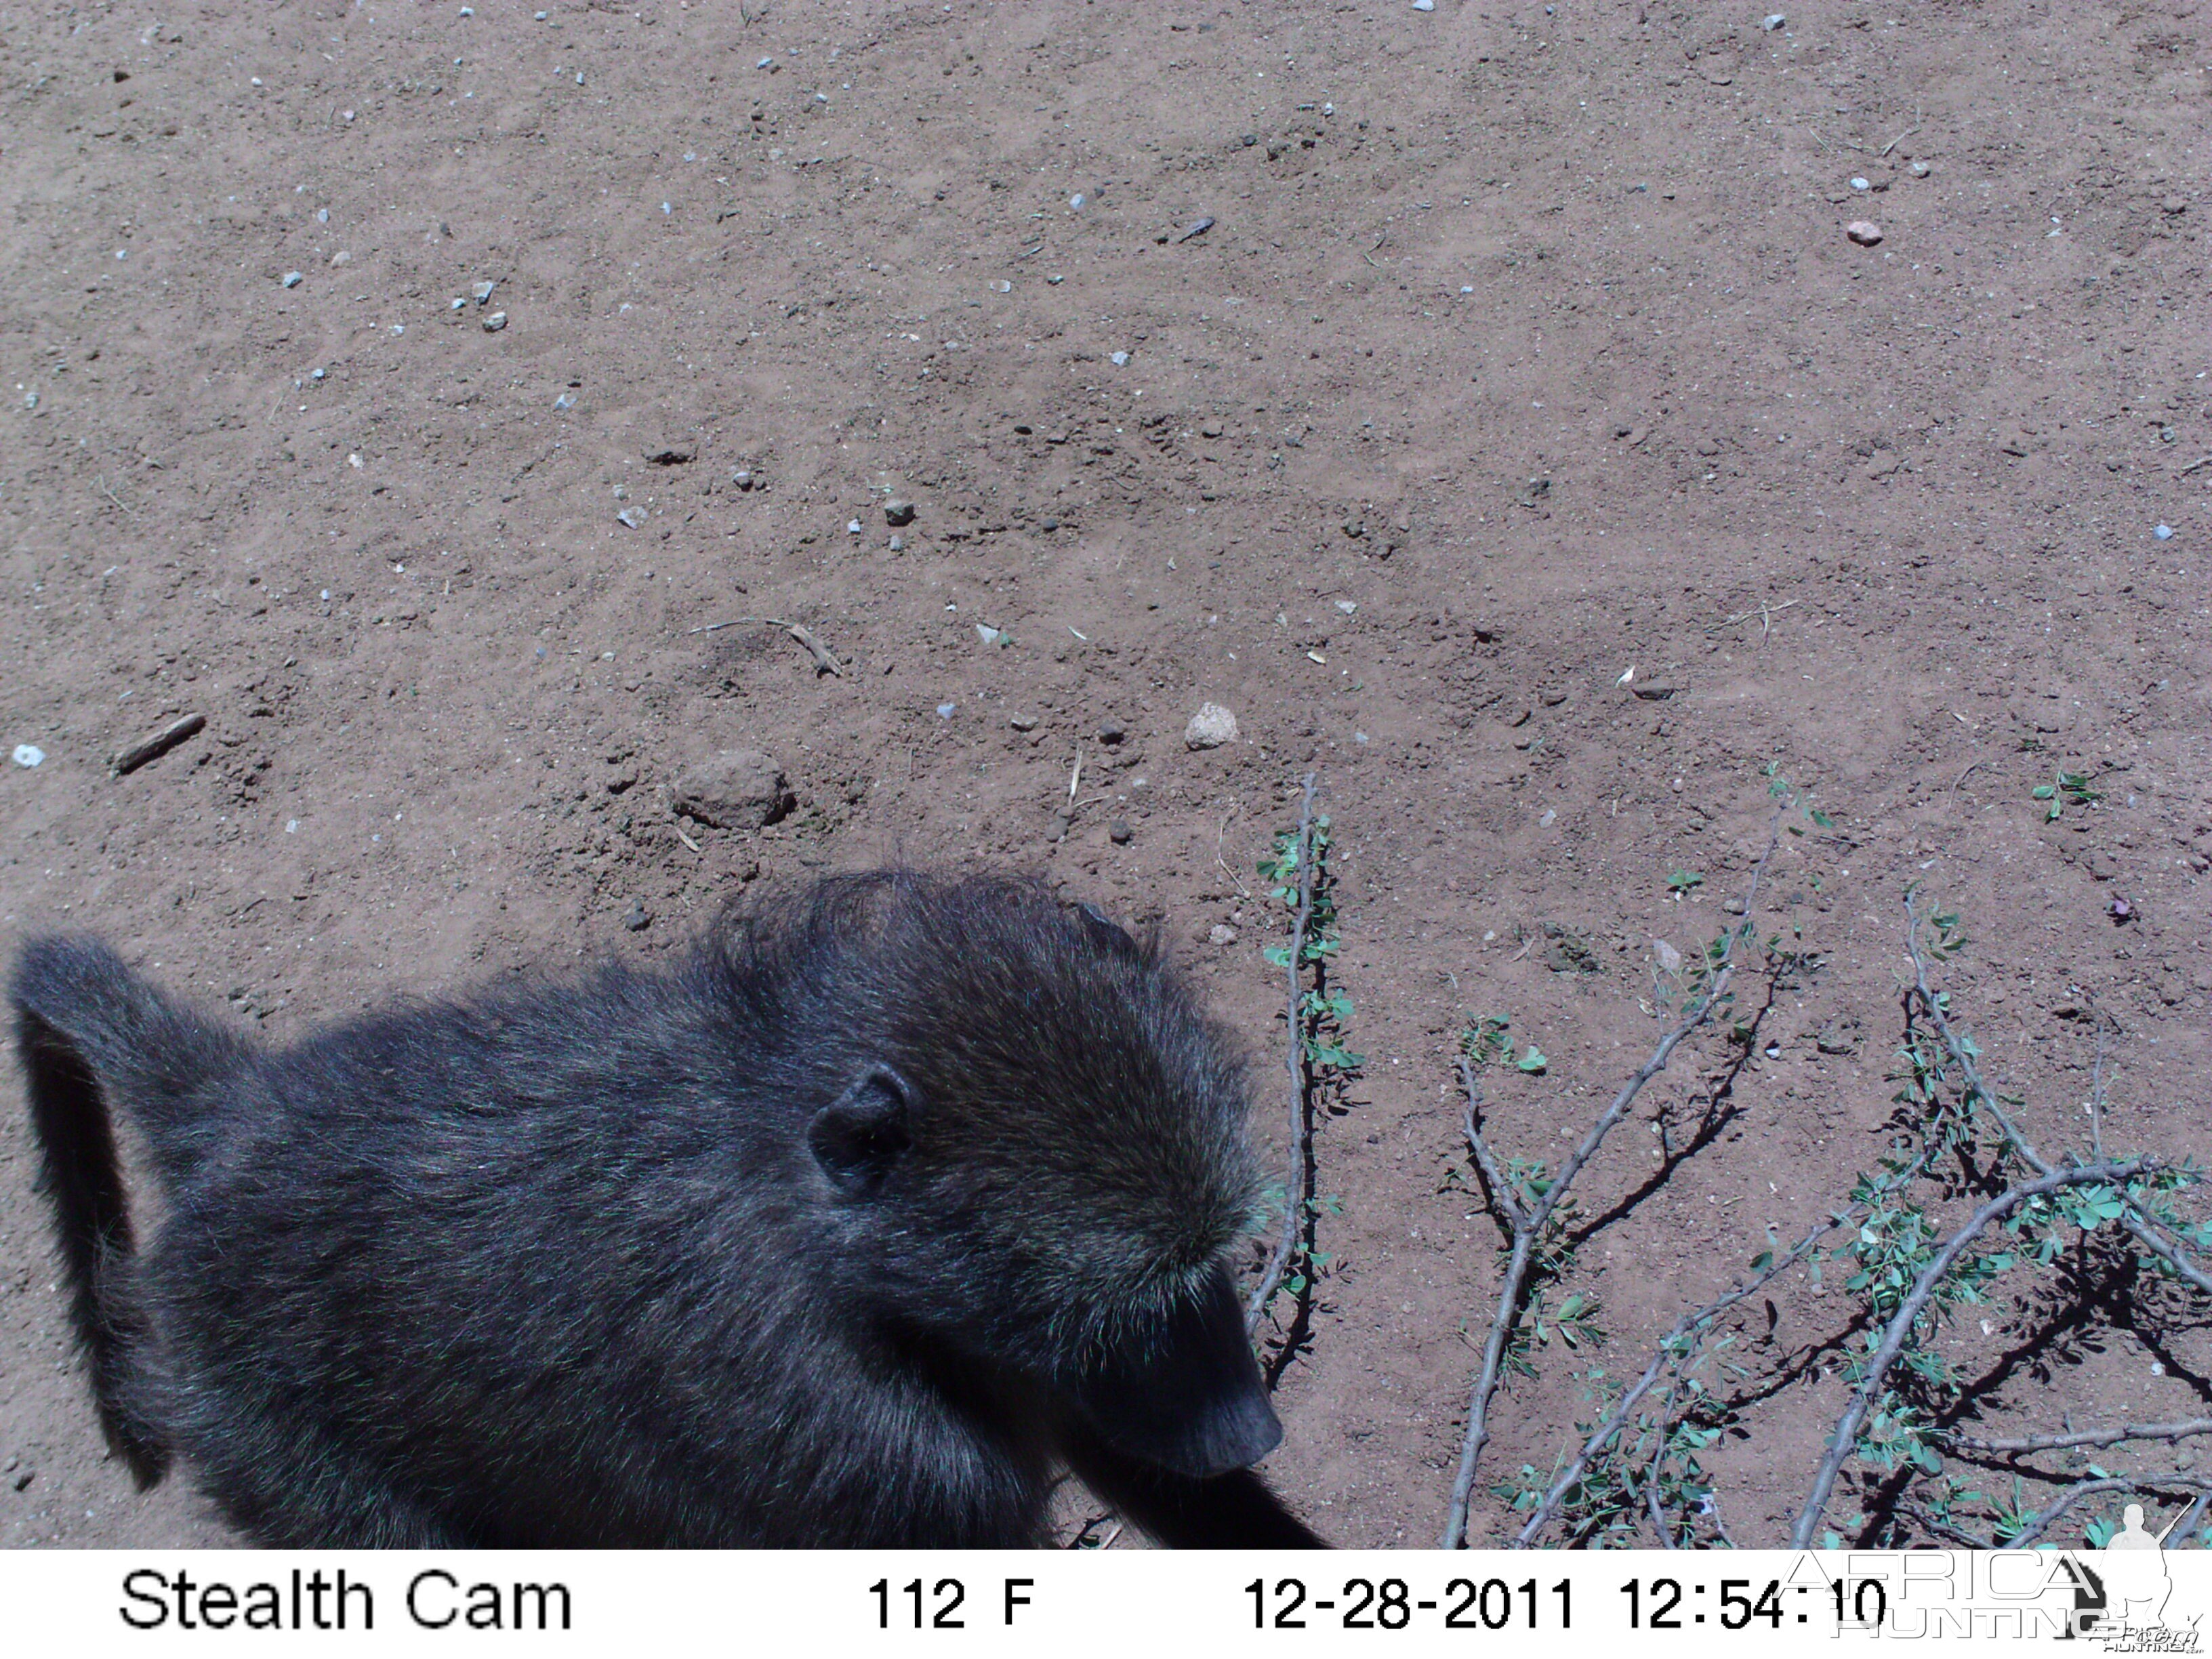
[11,872,1324,1548]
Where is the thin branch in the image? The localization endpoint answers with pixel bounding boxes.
[1903,897,2212,1298]
[1441,797,1790,1548]
[2009,1473,2212,1549]
[1512,1193,1856,1547]
[686,615,844,676]
[1940,1417,2212,1456]
[1789,1159,2156,1548]
[1247,773,1320,1334]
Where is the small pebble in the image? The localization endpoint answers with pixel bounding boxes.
[310,367,326,382]
[1845,220,1883,246]
[616,508,642,529]
[1010,714,1039,732]
[1185,702,1237,750]
[1097,720,1125,745]
[12,744,45,768]
[733,470,754,491]
[2110,896,2135,923]
[472,281,496,305]
[847,519,863,535]
[757,56,774,69]
[936,702,957,719]
[2154,524,2174,539]
[1109,350,1130,367]
[330,249,350,266]
[1208,924,1240,946]
[1848,177,1870,192]
[1761,12,1785,28]
[623,903,651,933]
[884,498,916,526]
[1069,193,1084,210]
[1108,821,1133,845]
[1538,808,1556,827]
[554,391,575,410]
[483,310,508,331]
[1412,0,1434,10]
[975,625,1008,648]
[1910,160,1931,178]
[282,270,302,287]
[888,535,904,552]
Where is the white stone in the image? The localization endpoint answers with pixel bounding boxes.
[1185,703,1238,750]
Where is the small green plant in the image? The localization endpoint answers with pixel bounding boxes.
[1666,869,1704,900]
[2030,767,2102,822]
[1249,794,1361,1326]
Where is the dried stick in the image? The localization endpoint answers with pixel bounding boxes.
[687,615,844,676]
[1246,772,1320,1334]
[2009,1473,2212,1549]
[112,713,205,776]
[1940,1417,2212,1456]
[1903,899,2212,1298]
[1788,1158,2156,1548]
[1512,1199,1847,1546]
[1441,800,1790,1548]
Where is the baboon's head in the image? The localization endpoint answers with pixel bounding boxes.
[785,873,1279,1477]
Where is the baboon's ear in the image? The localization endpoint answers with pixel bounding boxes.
[808,1065,914,1197]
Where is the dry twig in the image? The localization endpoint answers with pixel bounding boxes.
[1246,773,1320,1334]
[1441,798,1791,1548]
[1940,1417,2212,1456]
[687,615,844,676]
[112,713,205,776]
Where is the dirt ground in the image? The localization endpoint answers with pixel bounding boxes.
[2,0,2207,1551]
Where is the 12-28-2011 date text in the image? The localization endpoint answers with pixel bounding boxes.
[1247,1576,1572,1631]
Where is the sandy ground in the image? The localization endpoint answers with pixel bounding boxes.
[2,0,2207,1550]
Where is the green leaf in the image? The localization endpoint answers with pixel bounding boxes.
[1517,1046,1549,1073]
[2031,785,2056,800]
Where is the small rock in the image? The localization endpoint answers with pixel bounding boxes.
[1518,476,1552,504]
[2161,196,2190,216]
[483,310,508,332]
[1109,350,1130,367]
[2154,524,2174,540]
[670,750,794,830]
[1097,720,1125,745]
[1208,924,1240,946]
[733,470,755,491]
[623,903,651,932]
[616,508,642,529]
[884,498,916,526]
[310,367,326,382]
[1009,714,1038,731]
[1848,177,1871,192]
[1109,820,1133,844]
[936,702,957,719]
[329,250,350,266]
[848,519,864,535]
[472,281,496,305]
[281,270,303,288]
[1910,160,1931,178]
[1201,419,1224,438]
[2110,895,2135,924]
[1761,12,1785,28]
[887,535,904,552]
[1653,939,1683,975]
[1538,808,1557,827]
[12,744,43,768]
[975,624,1008,648]
[644,445,695,465]
[1846,220,1883,246]
[1412,0,1433,9]
[554,392,575,410]
[1185,703,1237,750]
[11,1467,32,1493]
[1722,897,1746,916]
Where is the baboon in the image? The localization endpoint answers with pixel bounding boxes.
[12,872,1324,1549]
